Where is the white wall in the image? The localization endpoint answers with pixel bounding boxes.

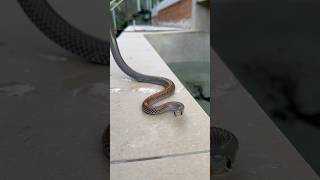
[192,0,210,32]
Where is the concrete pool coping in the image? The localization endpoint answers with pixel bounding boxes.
[110,29,210,179]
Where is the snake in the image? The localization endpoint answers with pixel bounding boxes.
[109,27,184,116]
[17,0,239,174]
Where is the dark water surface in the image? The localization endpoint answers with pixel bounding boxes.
[167,62,210,115]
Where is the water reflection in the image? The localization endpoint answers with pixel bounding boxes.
[167,61,210,115]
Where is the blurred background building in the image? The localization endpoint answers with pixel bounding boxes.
[152,0,193,28]
[110,0,209,34]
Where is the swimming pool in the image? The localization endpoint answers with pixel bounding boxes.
[167,62,210,115]
[145,31,210,115]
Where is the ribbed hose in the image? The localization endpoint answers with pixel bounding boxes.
[17,0,109,65]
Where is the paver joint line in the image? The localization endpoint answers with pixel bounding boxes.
[110,150,210,164]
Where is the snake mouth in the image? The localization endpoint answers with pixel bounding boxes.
[174,111,183,117]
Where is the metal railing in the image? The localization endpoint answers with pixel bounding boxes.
[110,0,161,34]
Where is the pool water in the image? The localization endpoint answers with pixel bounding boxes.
[167,62,210,116]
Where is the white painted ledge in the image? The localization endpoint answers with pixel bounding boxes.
[110,31,210,179]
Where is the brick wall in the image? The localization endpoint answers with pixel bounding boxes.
[153,0,192,27]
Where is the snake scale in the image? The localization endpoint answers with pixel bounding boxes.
[17,0,239,174]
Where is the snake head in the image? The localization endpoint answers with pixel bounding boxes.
[172,102,184,117]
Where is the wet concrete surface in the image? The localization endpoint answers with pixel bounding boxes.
[0,0,108,179]
[0,82,37,96]
[212,50,320,179]
[212,1,320,177]
[0,41,6,47]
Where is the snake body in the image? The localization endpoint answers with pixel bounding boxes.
[109,28,184,116]
[17,0,238,174]
[17,0,109,65]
